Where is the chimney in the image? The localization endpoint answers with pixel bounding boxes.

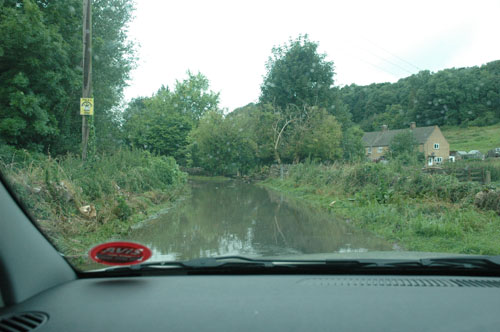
[410,122,416,130]
[381,125,388,132]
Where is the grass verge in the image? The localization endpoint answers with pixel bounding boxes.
[0,146,188,264]
[259,162,500,255]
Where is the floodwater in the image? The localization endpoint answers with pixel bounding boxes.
[127,180,392,262]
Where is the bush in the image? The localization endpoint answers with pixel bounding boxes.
[280,160,483,206]
[0,146,187,223]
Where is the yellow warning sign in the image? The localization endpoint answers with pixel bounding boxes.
[80,98,94,115]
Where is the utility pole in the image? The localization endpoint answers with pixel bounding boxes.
[82,0,92,160]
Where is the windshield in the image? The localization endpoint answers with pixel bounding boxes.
[1,0,500,272]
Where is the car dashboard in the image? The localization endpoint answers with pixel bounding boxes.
[2,274,500,331]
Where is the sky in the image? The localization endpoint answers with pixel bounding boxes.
[123,0,500,112]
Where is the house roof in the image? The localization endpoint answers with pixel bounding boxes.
[362,126,436,147]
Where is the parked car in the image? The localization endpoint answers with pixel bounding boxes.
[487,148,500,158]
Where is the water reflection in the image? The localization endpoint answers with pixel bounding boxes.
[127,180,391,262]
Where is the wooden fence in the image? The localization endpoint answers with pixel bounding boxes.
[423,167,491,184]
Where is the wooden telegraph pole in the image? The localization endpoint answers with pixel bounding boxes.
[82,0,92,160]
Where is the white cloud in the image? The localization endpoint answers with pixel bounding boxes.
[124,0,500,111]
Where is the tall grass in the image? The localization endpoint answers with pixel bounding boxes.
[286,161,484,205]
[261,160,500,255]
[0,145,187,258]
[442,159,500,182]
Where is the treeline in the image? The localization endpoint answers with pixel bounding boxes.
[341,60,500,131]
[122,35,365,175]
[0,0,135,154]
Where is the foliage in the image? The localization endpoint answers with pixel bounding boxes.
[188,111,257,176]
[289,108,343,162]
[341,61,500,130]
[0,0,136,154]
[388,130,420,163]
[122,72,219,164]
[340,125,365,161]
[0,0,73,150]
[260,35,335,111]
[442,159,500,182]
[0,145,187,256]
[261,161,500,255]
[170,71,220,124]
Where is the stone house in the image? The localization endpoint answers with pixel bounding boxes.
[362,122,450,166]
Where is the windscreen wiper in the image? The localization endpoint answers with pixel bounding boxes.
[84,256,398,276]
[83,255,500,276]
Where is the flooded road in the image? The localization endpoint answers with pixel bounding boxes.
[127,180,392,262]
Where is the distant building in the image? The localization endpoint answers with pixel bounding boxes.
[362,122,450,166]
[450,151,468,162]
[464,150,484,160]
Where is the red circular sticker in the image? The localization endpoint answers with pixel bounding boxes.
[89,242,152,266]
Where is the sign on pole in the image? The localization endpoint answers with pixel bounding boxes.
[80,98,94,115]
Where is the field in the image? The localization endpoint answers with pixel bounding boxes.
[442,123,500,153]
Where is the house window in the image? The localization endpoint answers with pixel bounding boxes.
[367,147,372,154]
[377,147,383,153]
[434,157,443,164]
[434,143,440,149]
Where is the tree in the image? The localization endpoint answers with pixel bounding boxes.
[122,72,220,163]
[340,61,500,130]
[341,125,365,162]
[260,35,335,112]
[170,71,220,124]
[188,111,257,175]
[0,0,137,153]
[123,88,192,163]
[389,130,421,164]
[290,108,343,162]
[0,0,73,150]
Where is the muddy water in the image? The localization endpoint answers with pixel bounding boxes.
[127,180,392,262]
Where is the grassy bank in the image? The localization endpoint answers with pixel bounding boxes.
[0,146,187,261]
[188,175,231,182]
[442,123,500,153]
[260,162,500,255]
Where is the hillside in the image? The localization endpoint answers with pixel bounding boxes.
[442,124,500,153]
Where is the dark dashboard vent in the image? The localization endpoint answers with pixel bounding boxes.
[299,278,500,288]
[0,312,48,332]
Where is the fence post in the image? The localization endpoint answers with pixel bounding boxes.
[484,171,491,185]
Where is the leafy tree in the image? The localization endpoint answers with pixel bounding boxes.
[122,72,220,163]
[389,130,422,164]
[123,88,192,163]
[0,0,73,150]
[170,71,220,124]
[341,61,500,129]
[227,103,276,164]
[290,108,343,162]
[260,35,335,112]
[341,125,365,162]
[0,0,137,153]
[188,111,257,175]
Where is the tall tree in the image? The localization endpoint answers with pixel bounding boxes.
[122,72,220,163]
[0,0,137,153]
[260,35,335,112]
[0,0,74,150]
[170,71,220,124]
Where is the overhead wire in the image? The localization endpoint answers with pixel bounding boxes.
[362,37,423,72]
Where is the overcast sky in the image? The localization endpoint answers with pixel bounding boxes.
[123,0,500,112]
